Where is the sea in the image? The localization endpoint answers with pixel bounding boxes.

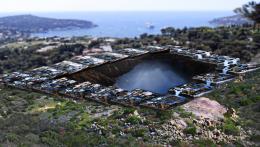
[0,11,234,38]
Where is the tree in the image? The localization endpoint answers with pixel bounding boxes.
[161,27,175,36]
[234,1,260,30]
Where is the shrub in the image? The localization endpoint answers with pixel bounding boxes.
[156,110,173,121]
[176,107,194,118]
[131,128,148,137]
[126,115,141,125]
[123,108,136,115]
[40,131,61,146]
[252,96,260,103]
[240,96,260,106]
[240,97,253,106]
[184,126,197,135]
[111,126,121,135]
[222,118,240,135]
[193,139,216,147]
[110,110,124,119]
[4,133,19,142]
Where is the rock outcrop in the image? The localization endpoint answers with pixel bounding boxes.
[182,97,227,121]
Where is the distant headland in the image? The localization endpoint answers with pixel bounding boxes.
[209,15,253,26]
[0,14,97,33]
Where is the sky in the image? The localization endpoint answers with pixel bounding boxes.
[0,0,254,12]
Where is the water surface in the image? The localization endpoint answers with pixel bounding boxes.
[0,11,234,38]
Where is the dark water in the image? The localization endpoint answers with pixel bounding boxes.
[0,11,233,38]
[115,60,188,94]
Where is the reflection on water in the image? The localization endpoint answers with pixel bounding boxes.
[115,60,188,94]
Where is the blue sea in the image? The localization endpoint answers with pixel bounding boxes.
[0,11,234,38]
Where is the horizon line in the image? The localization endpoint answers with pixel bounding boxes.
[0,10,236,13]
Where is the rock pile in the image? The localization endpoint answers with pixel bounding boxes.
[152,97,249,145]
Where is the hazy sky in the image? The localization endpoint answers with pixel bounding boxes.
[0,0,253,12]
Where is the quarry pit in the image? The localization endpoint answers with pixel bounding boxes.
[2,46,260,110]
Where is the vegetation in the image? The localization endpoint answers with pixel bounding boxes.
[234,1,260,25]
[0,43,85,74]
[112,26,260,62]
[222,117,240,135]
[208,70,260,145]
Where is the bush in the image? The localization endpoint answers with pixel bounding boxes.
[176,107,194,118]
[193,139,216,147]
[4,133,19,143]
[131,128,148,137]
[40,131,61,146]
[184,127,197,135]
[123,108,136,115]
[240,97,253,106]
[222,118,240,135]
[126,115,141,125]
[156,110,173,121]
[240,96,260,106]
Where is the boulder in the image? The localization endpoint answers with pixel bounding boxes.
[169,119,187,130]
[182,97,227,121]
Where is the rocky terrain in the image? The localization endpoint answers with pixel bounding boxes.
[0,69,259,146]
[0,23,259,146]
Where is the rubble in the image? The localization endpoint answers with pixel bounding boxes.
[88,52,128,62]
[192,73,235,86]
[115,48,148,57]
[223,63,260,75]
[169,83,214,98]
[70,55,106,68]
[170,46,240,66]
[143,46,169,53]
[111,89,159,107]
[51,61,85,74]
[33,77,77,94]
[140,95,186,110]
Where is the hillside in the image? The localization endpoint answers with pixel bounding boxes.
[0,15,97,33]
[209,15,253,26]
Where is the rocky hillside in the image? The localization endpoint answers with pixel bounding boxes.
[0,15,97,33]
[0,69,259,146]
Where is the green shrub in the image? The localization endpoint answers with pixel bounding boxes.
[131,128,148,137]
[126,115,141,125]
[240,96,260,106]
[4,133,19,142]
[157,110,173,121]
[40,131,61,146]
[123,108,136,115]
[252,96,260,103]
[176,107,194,118]
[222,118,239,135]
[112,126,121,135]
[184,127,197,135]
[193,139,216,147]
[110,110,124,119]
[240,97,253,106]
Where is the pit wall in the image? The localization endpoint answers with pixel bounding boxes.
[67,51,217,86]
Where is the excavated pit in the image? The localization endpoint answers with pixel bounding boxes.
[67,52,216,94]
